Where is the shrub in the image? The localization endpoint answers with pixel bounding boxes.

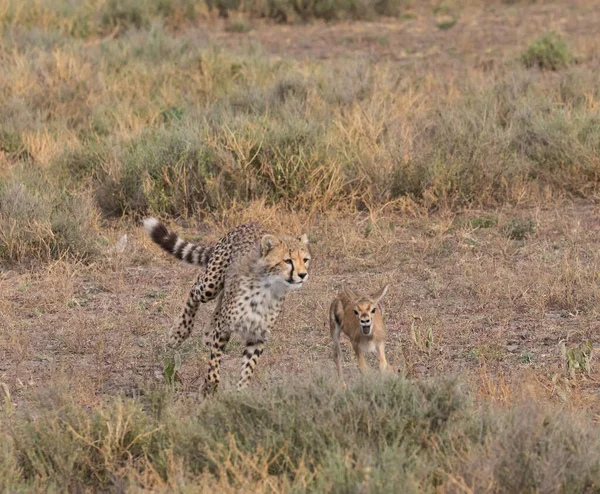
[0,177,101,264]
[522,32,571,70]
[502,218,536,240]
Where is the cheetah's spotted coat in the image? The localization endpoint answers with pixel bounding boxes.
[144,218,311,394]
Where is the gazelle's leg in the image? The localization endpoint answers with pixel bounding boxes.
[377,342,391,372]
[330,321,344,381]
[353,343,367,373]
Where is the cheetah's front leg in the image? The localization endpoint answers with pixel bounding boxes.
[201,319,230,397]
[236,339,265,391]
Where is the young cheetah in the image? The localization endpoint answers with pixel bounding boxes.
[329,284,390,384]
[144,218,311,394]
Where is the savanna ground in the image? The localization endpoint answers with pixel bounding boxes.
[1,0,600,491]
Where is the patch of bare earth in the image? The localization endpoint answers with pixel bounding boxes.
[2,202,599,416]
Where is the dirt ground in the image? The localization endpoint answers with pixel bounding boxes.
[2,201,599,416]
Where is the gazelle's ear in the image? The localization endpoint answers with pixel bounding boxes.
[342,285,358,300]
[260,235,280,255]
[372,284,389,305]
[299,233,309,245]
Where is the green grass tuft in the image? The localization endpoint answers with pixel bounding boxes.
[522,32,571,70]
[502,218,536,240]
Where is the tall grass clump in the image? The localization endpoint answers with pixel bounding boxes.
[463,403,600,492]
[390,71,600,207]
[92,127,215,217]
[75,113,334,217]
[0,175,101,264]
[1,375,599,491]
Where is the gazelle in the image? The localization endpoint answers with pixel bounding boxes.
[329,284,391,382]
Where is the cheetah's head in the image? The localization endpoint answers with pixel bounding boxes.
[260,233,311,290]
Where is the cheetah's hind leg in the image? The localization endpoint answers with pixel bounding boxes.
[168,284,199,348]
[167,266,225,348]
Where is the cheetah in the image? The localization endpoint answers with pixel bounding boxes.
[144,218,311,394]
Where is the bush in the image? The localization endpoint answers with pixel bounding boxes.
[93,127,217,217]
[1,375,599,491]
[91,115,333,217]
[502,218,536,240]
[0,177,101,264]
[522,32,571,70]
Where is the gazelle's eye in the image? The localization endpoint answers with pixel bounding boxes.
[353,309,359,316]
[284,259,293,265]
[371,308,376,314]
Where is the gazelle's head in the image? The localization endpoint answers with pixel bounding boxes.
[343,284,389,336]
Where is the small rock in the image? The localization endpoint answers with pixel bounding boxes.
[115,234,128,253]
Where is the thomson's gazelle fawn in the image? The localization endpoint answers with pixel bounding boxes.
[329,284,391,382]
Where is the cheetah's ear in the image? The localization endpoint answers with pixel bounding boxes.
[299,233,309,245]
[372,284,389,305]
[260,234,280,255]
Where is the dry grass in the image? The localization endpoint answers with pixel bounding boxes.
[2,0,600,491]
[2,374,600,492]
[1,0,600,248]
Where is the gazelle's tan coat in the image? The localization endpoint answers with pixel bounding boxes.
[329,285,390,382]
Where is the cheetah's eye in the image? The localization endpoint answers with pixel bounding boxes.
[284,259,293,265]
[303,258,310,263]
[371,308,376,314]
[353,309,359,316]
